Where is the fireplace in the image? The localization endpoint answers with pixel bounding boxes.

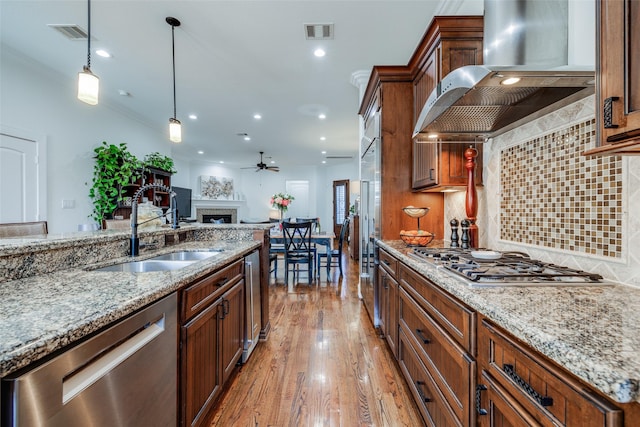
[197,208,237,224]
[203,214,232,224]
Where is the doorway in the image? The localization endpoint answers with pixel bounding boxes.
[0,128,47,223]
[332,180,349,240]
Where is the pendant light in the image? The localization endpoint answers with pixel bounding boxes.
[166,17,182,143]
[77,0,99,105]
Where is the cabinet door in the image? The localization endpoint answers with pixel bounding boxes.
[181,299,222,427]
[220,280,245,385]
[378,266,388,338]
[596,0,640,151]
[413,142,438,188]
[386,271,399,358]
[477,370,542,427]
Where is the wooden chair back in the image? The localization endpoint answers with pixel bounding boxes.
[0,221,48,238]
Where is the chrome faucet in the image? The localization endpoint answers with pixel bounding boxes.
[130,183,178,256]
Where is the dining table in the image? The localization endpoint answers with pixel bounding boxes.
[269,229,336,279]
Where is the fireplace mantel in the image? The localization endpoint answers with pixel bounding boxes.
[192,199,245,209]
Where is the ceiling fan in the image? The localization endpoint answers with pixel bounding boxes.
[242,151,280,172]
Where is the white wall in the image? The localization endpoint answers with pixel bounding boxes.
[1,47,172,233]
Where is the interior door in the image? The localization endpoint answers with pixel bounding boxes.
[0,130,45,223]
[332,179,349,239]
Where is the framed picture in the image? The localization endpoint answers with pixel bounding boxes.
[200,176,234,199]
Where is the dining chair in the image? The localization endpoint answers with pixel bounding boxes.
[282,221,316,285]
[317,216,350,279]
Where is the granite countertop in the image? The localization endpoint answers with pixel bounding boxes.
[0,238,260,378]
[377,240,640,405]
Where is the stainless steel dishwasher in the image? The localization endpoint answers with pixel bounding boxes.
[242,250,261,363]
[3,293,177,427]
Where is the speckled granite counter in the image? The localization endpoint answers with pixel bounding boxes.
[377,240,640,404]
[0,224,267,378]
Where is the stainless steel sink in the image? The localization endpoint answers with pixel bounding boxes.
[93,260,196,272]
[148,250,221,261]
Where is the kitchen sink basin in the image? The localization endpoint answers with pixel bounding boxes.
[147,250,222,261]
[93,260,196,272]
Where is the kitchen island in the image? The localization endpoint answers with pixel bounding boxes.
[378,239,640,426]
[0,223,271,427]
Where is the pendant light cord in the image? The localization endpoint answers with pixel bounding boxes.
[171,23,176,120]
[86,0,91,69]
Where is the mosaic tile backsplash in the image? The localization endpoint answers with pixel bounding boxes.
[499,118,623,258]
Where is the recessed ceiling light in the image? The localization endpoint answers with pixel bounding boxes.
[197,150,204,154]
[314,48,326,57]
[321,160,327,164]
[253,114,262,119]
[244,136,251,141]
[95,49,111,58]
[189,114,197,120]
[320,136,326,141]
[270,160,275,164]
[321,150,327,154]
[219,161,224,164]
[318,114,326,120]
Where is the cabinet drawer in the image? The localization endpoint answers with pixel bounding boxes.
[379,248,398,277]
[398,329,461,427]
[399,263,475,353]
[399,287,474,425]
[182,260,243,321]
[477,370,543,427]
[478,318,622,427]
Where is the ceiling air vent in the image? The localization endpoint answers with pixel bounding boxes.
[326,156,353,159]
[48,24,88,40]
[304,23,334,40]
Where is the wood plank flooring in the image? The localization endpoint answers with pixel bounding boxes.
[209,251,424,426]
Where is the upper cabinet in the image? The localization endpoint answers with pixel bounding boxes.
[585,0,640,155]
[408,16,485,190]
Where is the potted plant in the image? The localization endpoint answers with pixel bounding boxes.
[143,152,176,174]
[88,141,143,224]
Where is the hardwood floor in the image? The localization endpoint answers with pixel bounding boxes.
[209,250,424,426]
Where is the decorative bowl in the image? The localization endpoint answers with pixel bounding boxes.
[400,230,434,247]
[402,206,430,218]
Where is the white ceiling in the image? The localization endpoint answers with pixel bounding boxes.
[0,0,483,170]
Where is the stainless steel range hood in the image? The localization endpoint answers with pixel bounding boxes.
[413,0,595,140]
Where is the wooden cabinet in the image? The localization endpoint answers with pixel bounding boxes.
[378,248,398,357]
[348,215,359,260]
[585,0,640,155]
[359,69,445,241]
[114,167,172,220]
[476,316,623,427]
[407,16,485,191]
[180,260,244,427]
[398,262,476,426]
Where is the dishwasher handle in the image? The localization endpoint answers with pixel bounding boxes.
[62,314,166,404]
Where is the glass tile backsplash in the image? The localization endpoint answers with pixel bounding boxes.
[499,118,623,258]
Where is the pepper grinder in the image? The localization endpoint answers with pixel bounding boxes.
[450,218,460,248]
[460,219,471,249]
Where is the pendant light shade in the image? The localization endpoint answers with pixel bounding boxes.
[167,17,182,143]
[169,117,182,143]
[78,66,99,105]
[78,0,99,105]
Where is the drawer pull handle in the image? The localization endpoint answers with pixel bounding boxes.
[415,329,430,344]
[603,96,619,129]
[415,381,432,403]
[216,277,229,287]
[503,364,553,407]
[476,384,487,416]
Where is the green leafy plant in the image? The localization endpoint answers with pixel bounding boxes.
[143,152,176,174]
[88,141,143,224]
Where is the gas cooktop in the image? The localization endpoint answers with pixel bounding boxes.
[409,247,611,287]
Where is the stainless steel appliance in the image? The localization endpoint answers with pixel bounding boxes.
[242,250,261,363]
[3,293,177,426]
[360,136,380,326]
[410,247,610,287]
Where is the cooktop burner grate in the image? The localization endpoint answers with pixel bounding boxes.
[410,247,608,286]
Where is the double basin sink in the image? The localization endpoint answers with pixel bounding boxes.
[93,250,222,272]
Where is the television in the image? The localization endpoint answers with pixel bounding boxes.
[172,186,193,220]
